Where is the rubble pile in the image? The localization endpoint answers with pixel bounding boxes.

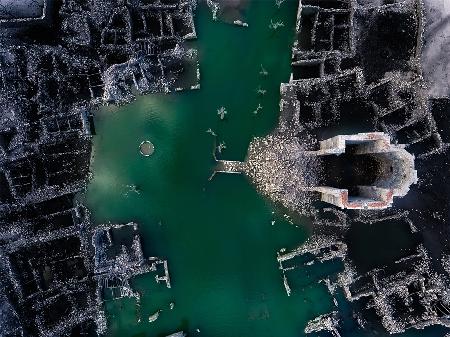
[245,133,321,216]
[304,311,340,337]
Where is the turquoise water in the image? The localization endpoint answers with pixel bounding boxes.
[85,2,448,337]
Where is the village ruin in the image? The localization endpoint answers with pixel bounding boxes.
[0,0,197,335]
[214,0,450,335]
[0,0,449,336]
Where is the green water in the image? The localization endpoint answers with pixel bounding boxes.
[84,2,448,337]
[86,2,335,336]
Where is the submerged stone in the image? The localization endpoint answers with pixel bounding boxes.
[140,140,155,157]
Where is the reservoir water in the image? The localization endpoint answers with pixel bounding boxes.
[85,2,448,336]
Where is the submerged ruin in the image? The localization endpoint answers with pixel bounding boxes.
[0,0,197,335]
[0,0,448,335]
[280,0,450,333]
[216,131,418,210]
[311,132,417,209]
[214,0,450,334]
[93,222,171,328]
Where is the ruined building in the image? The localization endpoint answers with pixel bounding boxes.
[93,222,171,329]
[216,130,418,211]
[279,236,450,336]
[0,0,197,335]
[311,132,417,209]
[213,0,450,334]
[278,0,450,334]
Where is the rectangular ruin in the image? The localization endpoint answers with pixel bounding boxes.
[0,0,47,22]
[93,222,171,326]
[0,0,197,334]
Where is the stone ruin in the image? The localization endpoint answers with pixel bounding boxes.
[311,132,417,209]
[0,0,448,335]
[213,0,450,334]
[93,222,171,328]
[278,0,450,334]
[0,0,198,335]
[0,0,47,22]
[219,130,418,211]
[279,236,450,335]
[0,196,98,336]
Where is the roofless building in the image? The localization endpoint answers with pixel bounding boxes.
[310,132,417,209]
[214,131,417,210]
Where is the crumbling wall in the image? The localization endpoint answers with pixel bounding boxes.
[274,0,450,335]
[0,0,198,335]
